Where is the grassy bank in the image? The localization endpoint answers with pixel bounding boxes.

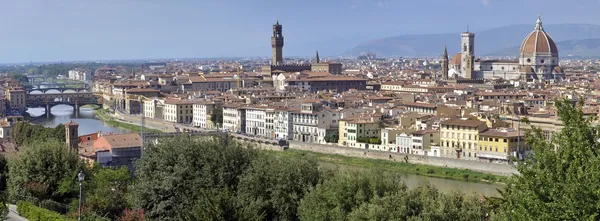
[95,109,163,134]
[80,104,100,109]
[269,149,508,184]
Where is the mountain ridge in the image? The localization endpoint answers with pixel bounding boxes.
[342,24,600,58]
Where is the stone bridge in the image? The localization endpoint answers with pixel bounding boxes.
[27,92,99,115]
[29,87,89,94]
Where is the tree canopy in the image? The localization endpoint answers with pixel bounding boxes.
[86,167,133,220]
[8,139,86,204]
[11,121,65,147]
[497,99,600,220]
[129,136,256,220]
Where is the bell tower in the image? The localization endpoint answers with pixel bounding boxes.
[441,45,449,80]
[461,31,474,75]
[271,20,284,65]
[65,121,79,152]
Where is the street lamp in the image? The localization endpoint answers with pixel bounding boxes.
[77,171,85,221]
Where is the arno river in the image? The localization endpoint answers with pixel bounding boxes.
[26,104,503,197]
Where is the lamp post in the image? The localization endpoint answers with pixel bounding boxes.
[77,171,85,221]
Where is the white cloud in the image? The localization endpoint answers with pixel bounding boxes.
[482,0,490,6]
[377,1,385,7]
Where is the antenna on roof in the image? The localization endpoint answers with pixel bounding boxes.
[467,24,469,32]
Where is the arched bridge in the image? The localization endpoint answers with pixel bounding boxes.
[29,82,89,90]
[27,92,99,115]
[29,87,89,94]
[27,75,49,84]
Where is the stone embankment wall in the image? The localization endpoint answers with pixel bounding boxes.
[288,141,518,176]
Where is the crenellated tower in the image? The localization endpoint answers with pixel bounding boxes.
[271,20,284,65]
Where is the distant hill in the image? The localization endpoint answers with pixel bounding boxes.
[342,24,600,58]
[488,38,600,58]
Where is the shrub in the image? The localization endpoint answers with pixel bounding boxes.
[426,168,435,174]
[17,201,71,221]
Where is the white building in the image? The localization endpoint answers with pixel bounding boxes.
[396,133,412,154]
[68,69,92,81]
[192,102,215,129]
[143,99,164,120]
[245,107,267,137]
[274,108,293,140]
[222,104,245,133]
[0,121,10,138]
[291,103,332,144]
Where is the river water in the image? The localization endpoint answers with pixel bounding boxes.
[24,96,502,196]
[26,105,127,135]
[320,161,502,197]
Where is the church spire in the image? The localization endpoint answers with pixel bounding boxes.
[315,50,320,63]
[442,44,448,58]
[441,45,449,80]
[535,14,543,30]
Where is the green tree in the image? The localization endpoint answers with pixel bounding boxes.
[347,184,488,221]
[498,99,600,220]
[210,108,223,129]
[0,155,8,219]
[298,171,405,220]
[324,132,338,143]
[8,73,28,84]
[234,153,321,220]
[86,167,133,220]
[130,136,256,220]
[8,140,86,204]
[11,122,66,147]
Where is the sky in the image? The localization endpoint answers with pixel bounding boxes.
[0,0,599,63]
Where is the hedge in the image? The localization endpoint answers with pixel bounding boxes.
[17,201,73,221]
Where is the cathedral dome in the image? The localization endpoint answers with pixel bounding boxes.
[520,15,558,55]
[450,53,462,65]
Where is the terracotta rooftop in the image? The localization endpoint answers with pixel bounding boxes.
[99,133,142,149]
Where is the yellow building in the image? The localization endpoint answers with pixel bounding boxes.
[6,89,26,111]
[478,128,528,162]
[163,100,196,123]
[440,118,487,160]
[339,117,380,148]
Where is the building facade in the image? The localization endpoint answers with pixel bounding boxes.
[192,102,215,128]
[222,104,246,133]
[163,100,195,124]
[440,118,487,160]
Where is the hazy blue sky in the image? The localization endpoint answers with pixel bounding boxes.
[0,0,599,63]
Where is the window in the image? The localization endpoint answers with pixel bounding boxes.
[526,58,531,63]
[541,59,545,64]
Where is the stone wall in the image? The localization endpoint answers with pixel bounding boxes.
[288,141,517,176]
[231,137,284,152]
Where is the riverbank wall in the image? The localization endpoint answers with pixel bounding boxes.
[288,141,517,176]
